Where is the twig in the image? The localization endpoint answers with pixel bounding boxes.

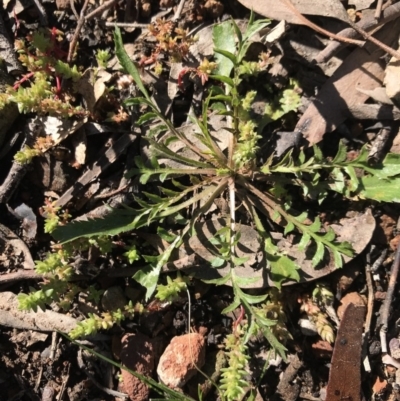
[315,1,400,63]
[69,0,79,20]
[371,248,388,273]
[104,21,148,28]
[67,0,90,62]
[77,349,128,398]
[85,0,119,21]
[0,118,43,203]
[31,0,48,26]
[375,0,384,19]
[172,0,187,21]
[368,126,392,162]
[56,363,70,401]
[93,184,128,200]
[0,270,41,284]
[282,0,365,46]
[50,332,58,360]
[348,19,400,59]
[380,241,400,353]
[365,248,374,336]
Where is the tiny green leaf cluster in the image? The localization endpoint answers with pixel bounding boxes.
[155,272,189,303]
[1,29,85,117]
[220,324,250,400]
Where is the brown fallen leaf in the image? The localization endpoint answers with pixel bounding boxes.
[325,303,366,401]
[237,0,349,25]
[149,209,375,288]
[295,20,400,145]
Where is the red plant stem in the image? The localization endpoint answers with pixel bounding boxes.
[13,8,20,37]
[13,72,35,90]
[55,75,62,98]
[233,305,245,332]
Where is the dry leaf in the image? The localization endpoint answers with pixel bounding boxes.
[384,47,400,107]
[348,0,375,11]
[151,210,375,288]
[295,20,400,145]
[42,116,84,145]
[325,303,366,401]
[72,128,87,166]
[237,0,350,25]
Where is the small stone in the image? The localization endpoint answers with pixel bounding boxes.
[157,333,206,388]
[389,338,400,360]
[337,292,366,320]
[101,286,127,311]
[372,376,388,397]
[369,340,381,356]
[374,291,386,301]
[311,340,333,359]
[120,332,154,401]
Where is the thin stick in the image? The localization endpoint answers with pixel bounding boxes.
[31,0,48,26]
[380,241,400,353]
[349,20,400,59]
[284,0,400,60]
[67,0,90,62]
[375,0,384,19]
[282,0,365,46]
[69,0,79,20]
[172,0,186,21]
[315,1,400,63]
[0,119,42,203]
[85,0,118,21]
[364,249,374,335]
[104,21,148,28]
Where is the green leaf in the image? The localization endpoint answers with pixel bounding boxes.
[268,254,300,289]
[114,27,150,100]
[133,236,181,300]
[358,176,400,202]
[232,256,250,265]
[333,249,343,268]
[209,74,235,87]
[52,209,136,243]
[235,288,267,304]
[332,141,348,163]
[221,297,241,314]
[284,222,295,235]
[298,233,311,250]
[137,112,158,125]
[204,271,233,286]
[371,153,400,179]
[213,21,236,76]
[213,49,237,66]
[211,257,226,267]
[311,241,325,267]
[230,17,243,47]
